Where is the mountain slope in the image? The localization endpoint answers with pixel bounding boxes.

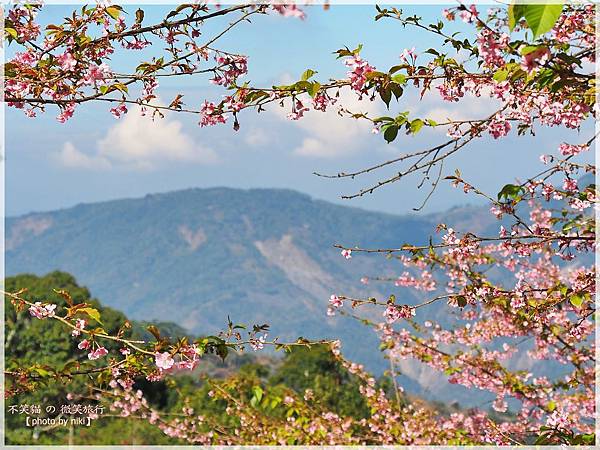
[7,185,588,406]
[6,188,439,373]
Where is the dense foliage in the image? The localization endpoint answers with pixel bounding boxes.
[5,272,382,445]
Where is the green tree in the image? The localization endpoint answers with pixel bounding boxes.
[270,345,369,418]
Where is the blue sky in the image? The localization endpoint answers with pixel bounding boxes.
[6,4,593,217]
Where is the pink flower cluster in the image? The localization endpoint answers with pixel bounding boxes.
[77,339,108,360]
[199,101,226,127]
[153,345,202,376]
[88,347,109,360]
[559,142,589,156]
[71,319,86,337]
[312,94,330,112]
[29,302,57,319]
[344,55,375,93]
[477,30,509,67]
[82,63,111,86]
[272,4,306,20]
[155,352,175,370]
[287,100,310,120]
[211,55,248,86]
[487,116,511,139]
[520,47,550,73]
[383,305,415,324]
[250,334,267,351]
[110,103,128,118]
[459,5,478,23]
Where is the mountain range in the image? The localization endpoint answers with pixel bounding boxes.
[6,187,501,404]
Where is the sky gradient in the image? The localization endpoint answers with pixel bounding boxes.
[6,4,594,217]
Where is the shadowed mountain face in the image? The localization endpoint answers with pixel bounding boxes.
[7,189,429,354]
[6,187,500,401]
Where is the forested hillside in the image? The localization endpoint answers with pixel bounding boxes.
[5,272,428,445]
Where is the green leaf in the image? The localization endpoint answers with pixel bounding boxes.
[493,69,509,82]
[105,5,123,20]
[300,69,317,81]
[5,27,17,40]
[497,183,524,201]
[252,385,263,402]
[390,83,404,101]
[509,3,563,39]
[294,81,312,91]
[388,64,408,74]
[382,124,398,143]
[392,73,407,84]
[62,360,81,373]
[250,385,263,407]
[307,81,321,98]
[520,45,544,56]
[508,4,526,31]
[570,294,583,308]
[410,119,424,134]
[33,366,52,378]
[112,83,129,94]
[78,307,102,325]
[372,116,394,123]
[379,88,392,108]
[215,343,228,361]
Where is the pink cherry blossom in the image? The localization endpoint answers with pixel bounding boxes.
[477,30,509,67]
[88,346,108,360]
[329,294,343,309]
[81,63,111,86]
[487,116,511,139]
[344,55,375,93]
[400,47,417,63]
[562,178,577,192]
[57,52,77,71]
[459,4,478,23]
[155,352,175,370]
[29,302,57,319]
[383,305,415,324]
[287,100,309,120]
[56,103,76,123]
[312,94,329,112]
[110,103,128,118]
[250,334,267,351]
[71,318,86,336]
[559,143,588,156]
[520,47,550,73]
[272,4,306,20]
[199,101,227,127]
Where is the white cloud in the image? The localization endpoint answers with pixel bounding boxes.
[274,87,384,158]
[56,104,218,171]
[244,128,271,148]
[56,142,111,170]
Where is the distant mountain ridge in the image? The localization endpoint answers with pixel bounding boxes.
[6,187,496,402]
